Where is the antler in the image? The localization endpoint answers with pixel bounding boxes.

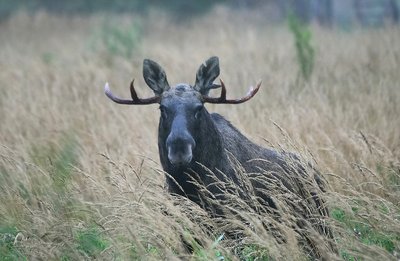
[104,79,161,105]
[202,79,261,104]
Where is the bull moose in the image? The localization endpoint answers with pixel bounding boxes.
[105,56,334,257]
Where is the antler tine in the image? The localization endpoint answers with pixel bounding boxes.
[104,80,160,105]
[130,79,140,101]
[202,79,261,104]
[220,79,227,101]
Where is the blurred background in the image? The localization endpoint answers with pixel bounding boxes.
[1,0,399,27]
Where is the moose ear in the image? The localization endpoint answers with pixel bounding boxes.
[143,59,170,95]
[194,56,220,95]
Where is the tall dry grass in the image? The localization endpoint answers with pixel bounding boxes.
[0,6,399,260]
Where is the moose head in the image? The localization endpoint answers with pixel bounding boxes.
[105,57,261,168]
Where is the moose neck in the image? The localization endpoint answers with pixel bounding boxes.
[192,109,225,170]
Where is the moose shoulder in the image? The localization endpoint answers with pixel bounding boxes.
[105,56,331,234]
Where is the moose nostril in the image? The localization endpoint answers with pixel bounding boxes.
[167,144,193,166]
[166,131,196,151]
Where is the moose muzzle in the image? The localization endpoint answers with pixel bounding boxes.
[166,115,196,166]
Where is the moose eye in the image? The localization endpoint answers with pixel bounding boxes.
[194,105,203,119]
[159,105,168,119]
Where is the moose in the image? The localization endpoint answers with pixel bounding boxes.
[105,56,334,256]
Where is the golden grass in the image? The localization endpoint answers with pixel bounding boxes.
[0,7,399,260]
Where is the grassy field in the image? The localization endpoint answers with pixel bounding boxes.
[0,7,399,260]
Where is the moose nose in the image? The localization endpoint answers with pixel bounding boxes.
[166,133,195,166]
